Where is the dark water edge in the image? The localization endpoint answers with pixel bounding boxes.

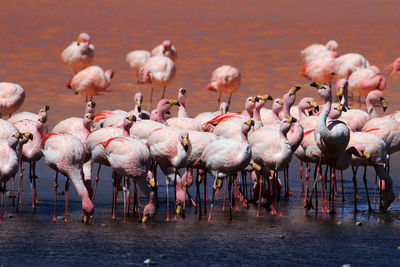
[0,157,400,267]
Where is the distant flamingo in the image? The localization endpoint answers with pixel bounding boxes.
[348,66,386,101]
[102,136,154,223]
[301,56,335,84]
[126,50,151,83]
[61,33,94,74]
[67,66,114,102]
[385,57,400,78]
[333,53,369,80]
[0,83,25,117]
[151,40,178,62]
[42,132,94,223]
[140,56,176,108]
[301,40,339,63]
[207,65,241,106]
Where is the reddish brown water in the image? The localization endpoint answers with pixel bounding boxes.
[1,1,400,266]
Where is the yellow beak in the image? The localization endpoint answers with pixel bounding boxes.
[182,136,189,150]
[261,94,273,101]
[278,99,284,105]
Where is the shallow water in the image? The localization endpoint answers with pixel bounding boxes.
[1,0,400,266]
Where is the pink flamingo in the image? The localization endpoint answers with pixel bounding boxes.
[348,131,395,210]
[14,116,47,210]
[52,102,96,133]
[207,65,241,106]
[260,98,283,125]
[86,115,136,209]
[151,40,178,62]
[167,88,202,131]
[196,119,254,222]
[0,133,24,223]
[102,136,154,223]
[0,83,25,117]
[61,33,94,74]
[194,102,229,131]
[348,65,386,101]
[8,105,49,125]
[248,117,299,216]
[311,82,350,213]
[67,66,114,102]
[301,56,335,84]
[0,119,19,139]
[333,53,369,80]
[301,40,339,63]
[384,57,400,78]
[42,132,94,223]
[126,50,151,83]
[147,128,191,220]
[140,56,176,108]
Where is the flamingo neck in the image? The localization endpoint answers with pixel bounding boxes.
[122,122,133,136]
[178,104,187,118]
[272,105,281,120]
[156,111,167,124]
[288,123,304,151]
[69,169,93,215]
[318,94,332,134]
[298,105,308,120]
[365,97,378,119]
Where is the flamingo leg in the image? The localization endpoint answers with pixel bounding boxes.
[351,165,358,213]
[203,173,207,215]
[64,177,70,222]
[300,161,304,194]
[92,164,101,203]
[53,172,58,222]
[4,183,7,215]
[11,177,15,207]
[222,177,227,211]
[111,172,117,219]
[256,172,262,217]
[0,184,3,224]
[33,161,38,204]
[227,93,233,106]
[18,161,24,205]
[166,175,170,222]
[148,87,154,110]
[29,162,35,211]
[373,173,378,204]
[362,166,373,212]
[207,177,218,223]
[161,87,166,99]
[229,176,233,221]
[341,170,345,202]
[217,92,222,108]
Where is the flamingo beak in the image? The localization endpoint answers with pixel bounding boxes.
[182,137,189,151]
[87,114,95,120]
[90,102,96,108]
[286,117,297,123]
[142,215,149,224]
[380,98,388,112]
[252,163,262,172]
[77,40,81,46]
[261,94,273,101]
[336,87,344,100]
[168,99,180,106]
[128,115,137,122]
[24,132,33,140]
[180,88,186,95]
[289,86,301,96]
[136,100,142,113]
[148,178,156,188]
[14,132,21,139]
[278,99,284,105]
[251,96,259,103]
[309,101,319,111]
[246,119,255,127]
[310,82,323,89]
[43,105,50,111]
[39,116,47,123]
[176,204,183,215]
[166,111,171,115]
[363,151,371,162]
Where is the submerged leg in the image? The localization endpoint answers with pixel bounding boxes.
[64,177,70,222]
[362,166,373,212]
[53,172,58,222]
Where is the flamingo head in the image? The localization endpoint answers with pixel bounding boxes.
[310,82,331,101]
[178,88,186,106]
[288,86,301,96]
[335,79,348,101]
[134,92,143,113]
[86,101,96,114]
[178,130,190,152]
[326,40,339,51]
[380,96,388,112]
[105,69,114,80]
[162,40,172,53]
[219,102,229,114]
[207,83,217,92]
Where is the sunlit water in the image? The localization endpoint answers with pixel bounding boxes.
[1,0,400,266]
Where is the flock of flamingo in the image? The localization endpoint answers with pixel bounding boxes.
[0,34,400,224]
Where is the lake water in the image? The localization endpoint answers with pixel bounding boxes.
[1,0,400,266]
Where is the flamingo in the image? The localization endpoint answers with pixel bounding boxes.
[0,119,19,139]
[167,88,202,131]
[126,50,151,83]
[0,83,25,117]
[348,131,395,210]
[140,56,176,108]
[196,119,254,222]
[102,136,154,223]
[42,132,94,223]
[147,128,191,220]
[61,33,94,74]
[301,55,335,84]
[52,102,96,133]
[311,81,350,212]
[207,65,241,106]
[260,98,283,125]
[14,116,47,210]
[385,57,400,78]
[194,102,229,131]
[0,133,24,223]
[67,66,114,102]
[86,115,136,208]
[151,40,178,62]
[300,40,339,63]
[348,65,386,101]
[333,53,369,80]
[8,105,49,125]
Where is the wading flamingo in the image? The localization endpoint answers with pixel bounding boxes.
[207,65,241,106]
[0,83,25,117]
